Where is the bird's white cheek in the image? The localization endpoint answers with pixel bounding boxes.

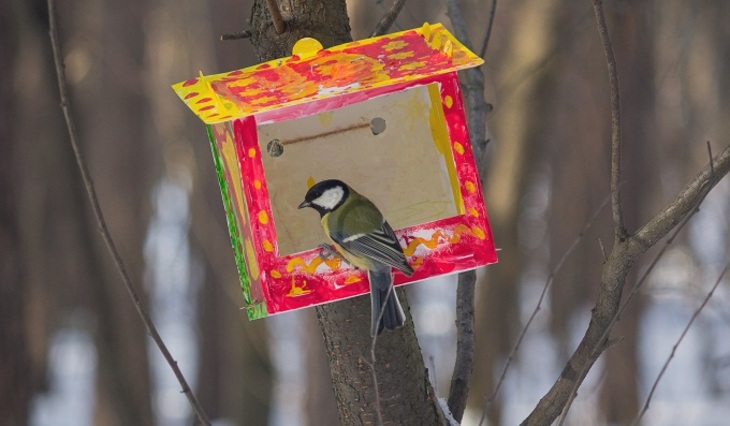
[313,187,344,210]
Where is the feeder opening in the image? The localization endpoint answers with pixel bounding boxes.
[370,117,387,135]
[257,83,463,256]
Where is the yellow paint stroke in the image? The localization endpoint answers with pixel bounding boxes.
[317,111,333,127]
[471,226,486,240]
[258,210,269,224]
[428,84,464,214]
[444,95,453,108]
[468,207,479,217]
[389,51,415,60]
[244,238,260,280]
[398,61,426,71]
[263,239,274,252]
[248,147,257,158]
[220,130,247,225]
[270,269,282,278]
[344,274,362,284]
[465,180,476,194]
[383,40,407,51]
[403,224,484,256]
[403,230,445,256]
[286,277,312,297]
[286,255,342,274]
[306,176,316,189]
[410,256,424,270]
[254,179,262,189]
[453,141,464,155]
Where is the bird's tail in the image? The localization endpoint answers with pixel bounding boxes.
[368,268,406,336]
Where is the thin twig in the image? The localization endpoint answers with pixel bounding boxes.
[592,0,626,240]
[479,0,498,58]
[220,30,252,41]
[47,1,211,424]
[631,262,729,426]
[363,283,399,426]
[480,193,611,426]
[266,0,287,34]
[371,0,407,37]
[708,141,715,176]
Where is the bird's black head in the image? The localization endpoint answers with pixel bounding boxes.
[298,179,349,217]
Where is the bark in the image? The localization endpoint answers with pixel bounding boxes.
[599,1,657,421]
[248,1,444,424]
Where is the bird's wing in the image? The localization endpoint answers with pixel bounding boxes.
[331,220,414,277]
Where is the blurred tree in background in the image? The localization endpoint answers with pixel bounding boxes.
[1,0,729,425]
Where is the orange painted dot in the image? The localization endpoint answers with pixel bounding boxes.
[270,270,282,278]
[258,211,269,224]
[254,179,262,189]
[444,95,453,108]
[454,141,465,155]
[262,240,274,252]
[248,148,256,158]
[468,207,479,217]
[465,181,476,194]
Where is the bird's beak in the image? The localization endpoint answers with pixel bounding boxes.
[298,200,311,209]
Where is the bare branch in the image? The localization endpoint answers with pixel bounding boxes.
[524,142,730,426]
[220,30,252,41]
[47,1,210,424]
[633,145,730,250]
[592,0,626,240]
[558,168,714,424]
[479,0,498,58]
[448,270,476,423]
[371,0,407,37]
[632,262,729,426]
[266,0,287,34]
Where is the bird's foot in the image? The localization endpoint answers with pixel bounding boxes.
[318,244,352,266]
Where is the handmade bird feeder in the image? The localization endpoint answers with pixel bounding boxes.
[173,23,498,319]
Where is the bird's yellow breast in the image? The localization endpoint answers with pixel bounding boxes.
[321,213,373,270]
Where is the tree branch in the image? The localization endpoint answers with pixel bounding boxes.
[47,1,210,424]
[371,0,407,37]
[266,0,287,34]
[592,0,626,240]
[479,0,498,58]
[523,143,730,425]
[633,146,729,250]
[447,270,476,422]
[221,30,252,41]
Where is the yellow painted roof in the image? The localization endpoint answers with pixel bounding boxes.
[173,23,483,124]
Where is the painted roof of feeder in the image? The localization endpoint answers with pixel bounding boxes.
[172,23,483,124]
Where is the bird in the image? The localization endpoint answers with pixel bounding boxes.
[298,179,414,336]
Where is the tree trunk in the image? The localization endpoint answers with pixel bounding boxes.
[249,1,444,424]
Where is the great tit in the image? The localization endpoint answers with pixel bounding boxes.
[298,179,414,336]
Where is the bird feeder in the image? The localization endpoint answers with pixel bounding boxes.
[173,23,498,319]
